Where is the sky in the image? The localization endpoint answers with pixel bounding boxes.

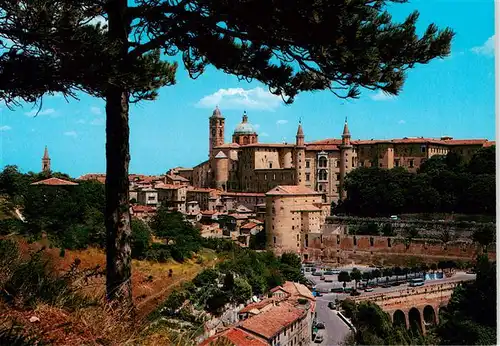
[0,0,495,177]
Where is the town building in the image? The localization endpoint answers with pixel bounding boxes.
[265,185,330,256]
[176,108,494,204]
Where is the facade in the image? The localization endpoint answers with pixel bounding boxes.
[185,108,494,204]
[265,185,330,255]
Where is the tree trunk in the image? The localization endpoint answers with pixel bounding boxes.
[105,0,133,307]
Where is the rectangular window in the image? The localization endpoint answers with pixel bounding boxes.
[305,161,310,168]
[264,174,267,180]
[269,162,273,168]
[421,146,426,153]
[306,173,310,181]
[395,159,400,167]
[409,159,414,168]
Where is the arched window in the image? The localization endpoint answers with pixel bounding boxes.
[318,156,327,168]
[318,169,327,181]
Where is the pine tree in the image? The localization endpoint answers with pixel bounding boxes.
[0,0,453,307]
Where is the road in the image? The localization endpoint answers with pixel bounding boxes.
[306,267,475,345]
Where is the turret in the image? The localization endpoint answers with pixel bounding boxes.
[339,117,353,200]
[294,121,306,186]
[42,146,51,173]
[209,106,225,159]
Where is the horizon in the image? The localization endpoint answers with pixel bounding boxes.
[0,0,495,177]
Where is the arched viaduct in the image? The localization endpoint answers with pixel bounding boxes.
[352,279,474,334]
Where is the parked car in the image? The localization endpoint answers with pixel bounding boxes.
[331,287,344,293]
[312,271,322,276]
[364,287,374,292]
[328,302,336,309]
[315,322,325,329]
[320,275,325,281]
[314,334,324,343]
[350,290,361,296]
[324,271,334,275]
[325,278,333,283]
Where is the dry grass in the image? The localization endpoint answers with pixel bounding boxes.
[1,237,220,345]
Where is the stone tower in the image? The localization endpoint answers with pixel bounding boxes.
[339,118,353,200]
[209,106,225,159]
[294,122,306,186]
[214,151,229,191]
[42,146,51,173]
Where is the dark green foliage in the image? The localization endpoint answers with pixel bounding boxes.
[130,219,151,260]
[0,239,91,310]
[472,224,495,250]
[342,149,496,216]
[150,208,203,262]
[145,243,171,262]
[436,255,496,345]
[382,223,394,236]
[193,269,219,288]
[248,229,266,250]
[350,268,362,289]
[338,271,351,287]
[0,326,44,346]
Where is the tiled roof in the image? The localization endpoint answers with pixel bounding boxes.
[214,143,240,149]
[235,205,253,213]
[239,298,274,313]
[31,177,79,186]
[240,222,258,230]
[165,174,189,182]
[305,137,494,149]
[200,327,267,346]
[242,143,296,148]
[155,183,183,190]
[240,302,306,339]
[281,281,315,300]
[266,185,320,196]
[131,205,156,213]
[483,141,496,147]
[201,210,218,216]
[221,192,266,197]
[228,213,250,220]
[77,173,106,183]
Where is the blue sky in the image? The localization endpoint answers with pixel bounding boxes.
[0,0,495,177]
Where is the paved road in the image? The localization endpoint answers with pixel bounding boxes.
[306,269,475,345]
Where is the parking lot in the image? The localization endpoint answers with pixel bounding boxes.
[305,264,476,345]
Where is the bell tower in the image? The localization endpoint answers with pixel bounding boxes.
[209,106,225,159]
[294,121,306,186]
[339,117,353,200]
[42,146,51,173]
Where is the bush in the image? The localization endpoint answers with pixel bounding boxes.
[0,326,44,346]
[145,243,171,262]
[131,219,151,260]
[0,239,95,310]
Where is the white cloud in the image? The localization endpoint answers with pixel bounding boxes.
[260,132,270,137]
[398,120,406,124]
[64,131,77,137]
[370,90,396,101]
[196,87,282,111]
[90,106,102,115]
[276,119,288,125]
[90,118,105,126]
[76,119,86,124]
[25,108,56,117]
[0,125,11,131]
[471,35,495,56]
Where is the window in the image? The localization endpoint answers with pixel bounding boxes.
[269,162,273,169]
[318,184,323,191]
[335,160,339,168]
[273,236,277,244]
[318,156,327,168]
[264,174,267,180]
[305,161,310,168]
[296,234,299,241]
[409,159,414,168]
[395,159,400,167]
[306,173,310,181]
[388,238,392,247]
[421,146,426,153]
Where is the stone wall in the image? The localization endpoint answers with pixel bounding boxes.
[303,234,495,266]
[326,216,495,240]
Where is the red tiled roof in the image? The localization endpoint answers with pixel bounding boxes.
[155,183,183,190]
[239,298,274,313]
[240,302,306,339]
[31,177,79,186]
[241,222,258,230]
[305,137,493,149]
[221,192,265,197]
[266,185,320,196]
[131,205,156,213]
[201,210,217,216]
[77,173,106,183]
[242,143,296,148]
[200,327,267,346]
[228,213,250,220]
[165,174,189,182]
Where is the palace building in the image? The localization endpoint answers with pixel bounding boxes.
[177,107,493,204]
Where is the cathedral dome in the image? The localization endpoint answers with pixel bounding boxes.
[233,111,256,134]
